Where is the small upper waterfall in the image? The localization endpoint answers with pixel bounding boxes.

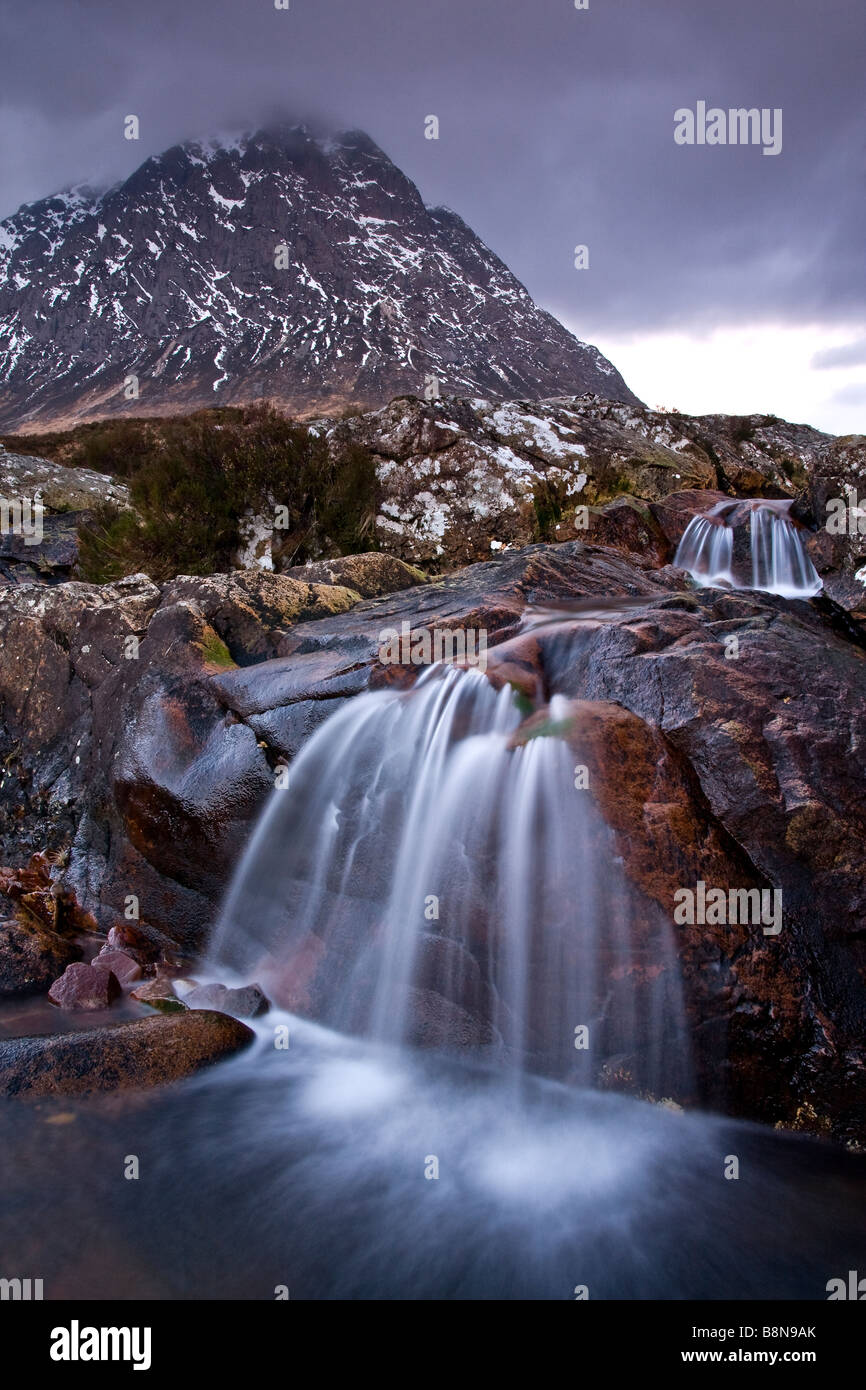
[674,498,821,597]
[209,662,690,1096]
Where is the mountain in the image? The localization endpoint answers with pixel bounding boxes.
[0,125,639,431]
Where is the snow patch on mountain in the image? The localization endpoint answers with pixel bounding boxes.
[0,124,638,430]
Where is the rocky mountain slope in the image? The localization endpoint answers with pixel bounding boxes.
[3,394,864,606]
[0,125,637,430]
[2,393,866,1135]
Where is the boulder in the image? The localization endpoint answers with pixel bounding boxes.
[0,450,130,514]
[284,552,427,598]
[163,570,360,665]
[650,489,730,548]
[130,972,182,1006]
[48,961,121,1011]
[94,946,142,988]
[183,981,270,1018]
[0,451,132,589]
[0,510,87,587]
[0,1011,254,1097]
[801,434,866,615]
[575,496,672,564]
[0,573,162,867]
[102,923,157,964]
[0,918,82,998]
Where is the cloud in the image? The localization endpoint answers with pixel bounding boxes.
[813,339,866,370]
[829,383,866,407]
[0,0,864,371]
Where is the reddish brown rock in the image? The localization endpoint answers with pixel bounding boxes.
[563,496,672,566]
[649,489,729,548]
[102,923,159,964]
[48,961,121,1011]
[130,972,181,1005]
[94,946,142,988]
[482,633,545,704]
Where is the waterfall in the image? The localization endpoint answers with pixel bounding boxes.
[209,662,690,1096]
[674,498,821,597]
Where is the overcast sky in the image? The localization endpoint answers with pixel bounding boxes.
[1,0,864,432]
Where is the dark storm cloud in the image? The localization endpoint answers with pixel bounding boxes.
[1,0,863,339]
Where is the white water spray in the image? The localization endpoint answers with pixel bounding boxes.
[675,498,821,597]
[210,663,690,1094]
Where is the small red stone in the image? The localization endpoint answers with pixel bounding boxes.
[95,946,143,988]
[48,961,121,1011]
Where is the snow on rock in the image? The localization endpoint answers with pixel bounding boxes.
[0,451,130,513]
[0,124,638,431]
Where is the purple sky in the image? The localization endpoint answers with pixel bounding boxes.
[1,0,864,428]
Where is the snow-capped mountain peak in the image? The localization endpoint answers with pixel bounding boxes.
[0,125,638,430]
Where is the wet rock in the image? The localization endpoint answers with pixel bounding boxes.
[483,633,545,704]
[0,919,82,998]
[94,946,142,988]
[140,995,188,1014]
[801,433,866,615]
[48,961,121,1011]
[102,923,157,965]
[182,982,231,1011]
[130,973,182,1007]
[0,573,161,760]
[543,595,866,1140]
[650,489,730,548]
[577,496,672,564]
[405,987,501,1049]
[0,1011,254,1097]
[184,981,270,1019]
[563,590,866,945]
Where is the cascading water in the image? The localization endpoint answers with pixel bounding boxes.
[674,498,821,597]
[209,662,690,1096]
[6,620,863,1301]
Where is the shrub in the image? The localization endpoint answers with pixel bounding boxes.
[532,477,571,542]
[731,418,757,447]
[74,405,380,582]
